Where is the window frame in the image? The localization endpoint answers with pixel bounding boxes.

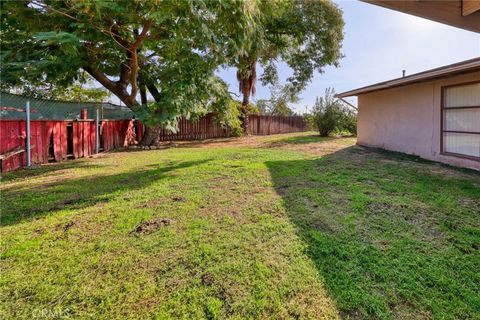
[440,80,480,161]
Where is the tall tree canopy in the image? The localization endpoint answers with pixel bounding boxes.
[1,74,112,102]
[1,0,344,141]
[234,0,344,132]
[1,0,257,143]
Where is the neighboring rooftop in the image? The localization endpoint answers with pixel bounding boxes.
[336,57,480,98]
[0,91,133,120]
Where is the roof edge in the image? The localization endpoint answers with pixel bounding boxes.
[336,57,480,98]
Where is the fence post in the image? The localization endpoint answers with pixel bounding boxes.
[26,100,31,167]
[81,108,88,120]
[95,108,100,154]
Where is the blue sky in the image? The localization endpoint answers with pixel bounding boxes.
[217,0,480,113]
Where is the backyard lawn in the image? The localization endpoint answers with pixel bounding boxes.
[1,132,479,319]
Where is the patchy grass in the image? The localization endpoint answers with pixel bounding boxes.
[1,132,479,319]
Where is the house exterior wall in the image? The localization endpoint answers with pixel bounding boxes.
[357,72,480,170]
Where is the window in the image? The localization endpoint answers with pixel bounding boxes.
[442,82,480,159]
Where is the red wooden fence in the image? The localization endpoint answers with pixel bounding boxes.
[0,119,137,172]
[1,114,306,172]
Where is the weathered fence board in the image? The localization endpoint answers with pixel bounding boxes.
[247,115,306,135]
[0,119,136,172]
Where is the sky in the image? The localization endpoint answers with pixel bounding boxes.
[217,0,480,113]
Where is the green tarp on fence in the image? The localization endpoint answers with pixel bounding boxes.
[0,91,133,120]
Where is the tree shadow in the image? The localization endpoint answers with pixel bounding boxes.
[266,146,480,319]
[1,159,210,227]
[1,161,107,183]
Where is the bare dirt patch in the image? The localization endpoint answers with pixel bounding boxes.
[171,196,186,202]
[201,273,214,286]
[54,220,76,233]
[130,218,174,235]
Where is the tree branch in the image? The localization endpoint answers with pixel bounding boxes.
[32,1,131,51]
[128,20,153,100]
[146,82,161,102]
[83,65,117,94]
[132,20,153,49]
[84,65,135,107]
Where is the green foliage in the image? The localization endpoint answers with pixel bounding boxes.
[246,102,261,116]
[1,0,343,137]
[233,0,344,133]
[212,98,264,136]
[53,85,111,103]
[212,97,243,137]
[312,88,357,136]
[338,108,357,135]
[1,0,257,125]
[1,75,111,102]
[256,80,298,116]
[235,0,344,98]
[303,113,317,131]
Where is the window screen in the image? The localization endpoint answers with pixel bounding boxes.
[442,82,480,158]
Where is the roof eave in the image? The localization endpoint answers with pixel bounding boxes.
[336,59,480,98]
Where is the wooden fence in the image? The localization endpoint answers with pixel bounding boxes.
[1,114,306,172]
[0,119,136,172]
[152,113,231,141]
[247,115,306,135]
[145,114,307,141]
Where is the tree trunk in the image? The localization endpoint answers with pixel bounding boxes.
[139,83,147,105]
[140,125,162,147]
[241,92,250,135]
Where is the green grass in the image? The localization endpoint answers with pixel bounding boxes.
[1,132,479,319]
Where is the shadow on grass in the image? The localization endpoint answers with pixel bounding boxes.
[0,160,106,183]
[1,159,210,227]
[266,146,480,319]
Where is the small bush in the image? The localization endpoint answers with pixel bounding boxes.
[339,109,357,135]
[312,88,357,136]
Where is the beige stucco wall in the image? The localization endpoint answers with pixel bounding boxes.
[357,71,480,170]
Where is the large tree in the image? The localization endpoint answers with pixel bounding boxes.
[1,0,257,144]
[234,0,344,133]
